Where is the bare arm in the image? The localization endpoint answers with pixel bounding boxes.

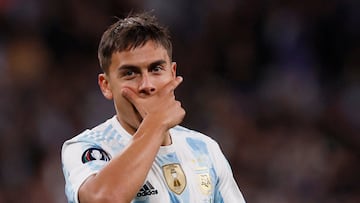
[78,77,185,203]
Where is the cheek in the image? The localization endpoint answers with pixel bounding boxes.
[114,95,133,121]
[159,77,174,88]
[114,92,130,109]
[156,73,174,86]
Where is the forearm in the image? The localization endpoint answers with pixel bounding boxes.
[79,118,167,203]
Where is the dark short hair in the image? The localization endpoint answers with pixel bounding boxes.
[98,12,173,74]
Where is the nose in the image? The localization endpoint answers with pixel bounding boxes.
[138,74,156,95]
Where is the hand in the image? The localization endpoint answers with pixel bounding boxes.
[121,76,186,131]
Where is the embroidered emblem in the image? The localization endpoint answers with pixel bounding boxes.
[162,164,186,195]
[195,167,212,194]
[81,148,111,163]
[198,172,212,194]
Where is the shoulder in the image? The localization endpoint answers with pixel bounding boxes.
[62,116,131,156]
[64,118,113,145]
[171,125,220,148]
[65,115,130,144]
[61,117,123,166]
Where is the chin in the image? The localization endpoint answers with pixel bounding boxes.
[128,115,142,133]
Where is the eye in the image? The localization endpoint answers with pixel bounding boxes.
[125,70,135,76]
[120,69,137,79]
[151,65,163,73]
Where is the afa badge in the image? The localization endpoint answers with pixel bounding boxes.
[162,164,187,195]
[82,148,111,163]
[198,172,212,194]
[195,167,212,195]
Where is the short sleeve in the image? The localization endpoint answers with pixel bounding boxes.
[61,139,109,203]
[209,140,246,203]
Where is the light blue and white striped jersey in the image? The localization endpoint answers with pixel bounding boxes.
[62,116,246,203]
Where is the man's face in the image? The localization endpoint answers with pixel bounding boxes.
[98,40,176,134]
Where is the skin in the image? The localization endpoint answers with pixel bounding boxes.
[78,40,185,203]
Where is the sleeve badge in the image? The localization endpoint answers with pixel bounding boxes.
[81,148,111,163]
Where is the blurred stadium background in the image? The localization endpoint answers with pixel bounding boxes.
[0,0,359,202]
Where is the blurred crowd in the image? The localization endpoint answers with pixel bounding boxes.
[0,0,359,202]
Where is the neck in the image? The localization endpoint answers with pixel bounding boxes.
[161,132,172,146]
[116,116,172,146]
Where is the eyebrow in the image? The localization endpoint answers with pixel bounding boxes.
[148,60,167,68]
[117,59,167,71]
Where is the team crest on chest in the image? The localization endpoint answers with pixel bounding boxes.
[196,167,212,195]
[198,172,212,194]
[162,164,187,195]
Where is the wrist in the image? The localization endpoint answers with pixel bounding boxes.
[134,116,169,140]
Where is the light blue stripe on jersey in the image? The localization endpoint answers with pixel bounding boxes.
[186,137,220,201]
[214,189,225,203]
[168,192,181,203]
[186,137,216,173]
[186,137,208,155]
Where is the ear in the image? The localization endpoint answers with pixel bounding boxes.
[171,62,177,78]
[98,73,113,100]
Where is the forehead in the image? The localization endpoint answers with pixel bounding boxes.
[110,41,170,69]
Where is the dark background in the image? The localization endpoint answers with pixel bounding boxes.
[0,0,359,202]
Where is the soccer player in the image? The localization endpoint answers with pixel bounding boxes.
[61,12,246,203]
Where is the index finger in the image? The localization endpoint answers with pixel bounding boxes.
[162,76,183,94]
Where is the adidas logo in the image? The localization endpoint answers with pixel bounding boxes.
[136,181,158,197]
